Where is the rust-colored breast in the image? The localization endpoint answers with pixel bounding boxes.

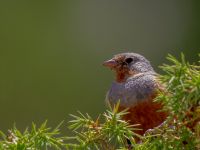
[119,94,168,135]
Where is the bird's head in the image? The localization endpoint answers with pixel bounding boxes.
[103,53,154,82]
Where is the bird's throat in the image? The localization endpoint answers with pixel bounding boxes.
[116,72,126,83]
[115,70,135,83]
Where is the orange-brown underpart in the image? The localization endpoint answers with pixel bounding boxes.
[119,95,168,135]
[111,55,134,83]
[116,71,127,82]
[116,69,135,83]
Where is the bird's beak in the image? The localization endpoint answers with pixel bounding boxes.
[103,59,117,68]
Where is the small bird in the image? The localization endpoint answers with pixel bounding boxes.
[103,52,167,135]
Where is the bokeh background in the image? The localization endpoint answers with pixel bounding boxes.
[0,1,199,133]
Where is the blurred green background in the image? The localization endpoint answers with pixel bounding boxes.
[0,1,199,132]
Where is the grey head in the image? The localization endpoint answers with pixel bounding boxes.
[103,53,155,83]
[103,53,158,106]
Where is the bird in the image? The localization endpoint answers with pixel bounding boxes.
[103,52,168,136]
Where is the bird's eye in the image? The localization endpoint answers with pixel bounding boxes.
[125,58,133,64]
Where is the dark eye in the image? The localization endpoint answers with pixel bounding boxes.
[125,58,133,64]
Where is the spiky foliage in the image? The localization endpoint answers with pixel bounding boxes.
[141,53,200,150]
[66,102,141,150]
[0,121,66,150]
